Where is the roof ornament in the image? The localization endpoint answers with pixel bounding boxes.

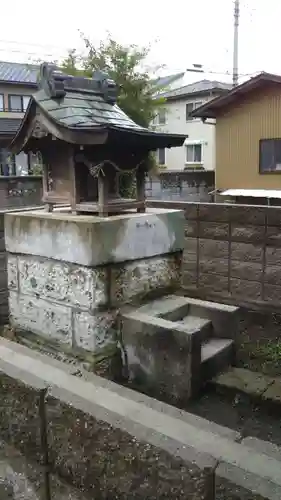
[39,63,67,99]
[38,63,117,104]
[92,70,117,104]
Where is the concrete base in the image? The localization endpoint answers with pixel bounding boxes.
[5,208,184,374]
[121,295,238,403]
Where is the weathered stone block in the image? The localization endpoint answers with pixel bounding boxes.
[198,221,229,240]
[121,312,201,402]
[263,283,281,304]
[231,224,265,243]
[231,242,263,263]
[73,310,117,352]
[198,203,230,222]
[183,270,197,288]
[230,278,262,301]
[184,220,198,237]
[267,207,281,227]
[266,227,281,247]
[184,203,198,220]
[266,246,281,267]
[111,254,181,305]
[229,205,266,225]
[199,239,229,259]
[5,209,184,266]
[183,252,197,271]
[264,265,281,286]
[9,291,72,345]
[7,255,17,290]
[231,260,263,281]
[199,257,229,276]
[198,273,229,293]
[17,255,107,309]
[186,237,198,254]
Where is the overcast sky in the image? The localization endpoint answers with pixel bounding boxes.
[1,0,280,85]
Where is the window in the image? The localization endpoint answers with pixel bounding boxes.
[157,148,166,165]
[186,101,203,121]
[23,95,30,111]
[186,143,202,163]
[0,149,16,175]
[158,108,166,125]
[0,94,3,112]
[8,95,30,112]
[259,139,281,173]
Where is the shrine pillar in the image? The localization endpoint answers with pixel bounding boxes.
[5,207,184,378]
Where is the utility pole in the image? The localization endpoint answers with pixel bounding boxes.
[233,0,240,87]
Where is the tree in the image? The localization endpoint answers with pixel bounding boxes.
[61,35,165,128]
[61,35,166,194]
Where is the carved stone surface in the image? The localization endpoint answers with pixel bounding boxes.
[9,291,73,345]
[111,253,182,305]
[16,255,107,309]
[73,310,117,352]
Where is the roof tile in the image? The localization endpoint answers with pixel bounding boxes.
[0,61,38,85]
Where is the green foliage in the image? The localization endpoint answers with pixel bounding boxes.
[61,35,165,128]
[61,35,165,193]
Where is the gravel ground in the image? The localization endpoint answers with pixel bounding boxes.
[185,385,281,446]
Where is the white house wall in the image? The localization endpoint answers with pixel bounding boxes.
[155,96,216,171]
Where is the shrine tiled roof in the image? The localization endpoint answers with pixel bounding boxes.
[34,88,145,131]
[10,63,186,151]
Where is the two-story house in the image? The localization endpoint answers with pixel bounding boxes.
[0,61,39,175]
[192,72,281,204]
[153,79,232,171]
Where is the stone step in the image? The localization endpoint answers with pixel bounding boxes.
[201,338,234,383]
[135,294,240,340]
[177,315,212,343]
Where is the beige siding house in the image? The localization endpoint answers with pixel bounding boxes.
[192,73,281,203]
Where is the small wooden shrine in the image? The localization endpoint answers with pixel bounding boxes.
[10,63,186,216]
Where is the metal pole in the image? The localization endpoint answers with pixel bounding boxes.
[233,0,240,87]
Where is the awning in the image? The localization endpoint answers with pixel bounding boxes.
[221,189,281,199]
[184,138,204,146]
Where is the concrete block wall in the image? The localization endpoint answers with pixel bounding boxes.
[149,201,281,311]
[0,176,42,209]
[145,170,214,202]
[1,338,281,500]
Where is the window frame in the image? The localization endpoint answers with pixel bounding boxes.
[0,94,4,112]
[185,143,203,164]
[157,108,166,125]
[186,101,203,121]
[259,138,281,174]
[8,94,30,112]
[157,148,166,166]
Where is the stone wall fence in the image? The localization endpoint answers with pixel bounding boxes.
[148,200,281,312]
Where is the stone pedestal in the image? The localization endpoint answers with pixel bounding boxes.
[5,208,184,376]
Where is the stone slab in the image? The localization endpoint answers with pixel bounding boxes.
[242,437,281,462]
[0,339,217,499]
[15,254,108,309]
[9,291,72,345]
[73,309,117,352]
[121,311,200,401]
[262,377,281,404]
[3,339,281,499]
[111,254,181,305]
[212,367,273,396]
[5,208,184,266]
